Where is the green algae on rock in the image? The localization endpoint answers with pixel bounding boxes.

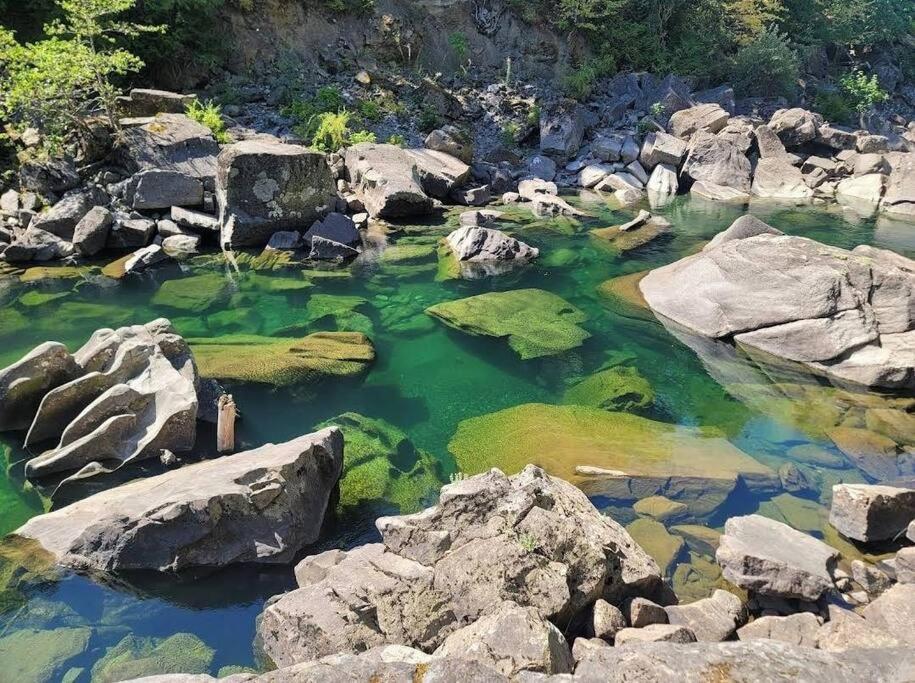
[426,288,590,359]
[18,290,71,307]
[316,412,448,512]
[190,332,375,386]
[90,633,215,683]
[151,273,231,313]
[448,403,776,516]
[19,266,93,284]
[0,626,91,683]
[563,365,654,412]
[633,495,688,522]
[626,517,686,577]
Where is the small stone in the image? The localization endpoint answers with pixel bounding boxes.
[629,597,668,627]
[591,599,627,642]
[614,624,697,645]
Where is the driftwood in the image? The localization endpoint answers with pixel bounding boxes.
[217,394,236,454]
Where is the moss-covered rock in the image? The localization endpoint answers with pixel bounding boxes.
[590,220,670,253]
[18,290,70,307]
[672,552,735,603]
[381,243,437,265]
[563,365,654,412]
[633,495,688,522]
[91,633,215,683]
[19,266,92,283]
[448,403,776,516]
[316,412,447,512]
[426,288,590,359]
[151,274,231,313]
[190,332,375,386]
[238,272,312,293]
[0,626,91,683]
[0,536,61,616]
[0,308,29,337]
[626,517,685,576]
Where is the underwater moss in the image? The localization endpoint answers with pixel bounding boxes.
[19,266,91,283]
[0,308,29,337]
[0,626,91,683]
[191,332,375,386]
[18,290,70,307]
[626,517,685,576]
[447,403,774,491]
[151,273,231,313]
[90,633,215,683]
[563,365,654,412]
[381,243,437,265]
[426,288,590,359]
[316,412,448,512]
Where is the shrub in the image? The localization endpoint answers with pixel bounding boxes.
[840,70,889,114]
[311,110,352,152]
[387,133,406,146]
[501,121,521,145]
[418,106,441,133]
[283,85,346,140]
[731,28,799,98]
[348,129,377,145]
[185,99,231,143]
[0,0,160,155]
[357,99,383,122]
[812,90,854,125]
[561,64,597,101]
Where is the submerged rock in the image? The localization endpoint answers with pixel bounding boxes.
[563,365,654,412]
[426,288,590,360]
[716,514,838,600]
[90,632,215,682]
[0,626,91,683]
[14,427,343,572]
[447,403,777,517]
[190,332,374,386]
[257,466,660,667]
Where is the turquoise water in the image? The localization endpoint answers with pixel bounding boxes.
[1,194,913,679]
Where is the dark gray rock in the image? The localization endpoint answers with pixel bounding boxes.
[308,236,359,260]
[217,140,336,247]
[3,227,74,262]
[344,143,433,218]
[171,207,219,234]
[116,113,219,179]
[303,212,359,248]
[106,217,155,249]
[445,226,538,264]
[126,169,203,210]
[73,206,113,256]
[30,188,106,240]
[405,148,472,199]
[19,157,80,198]
[120,88,196,117]
[540,100,585,160]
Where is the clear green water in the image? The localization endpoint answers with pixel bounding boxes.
[1,194,914,678]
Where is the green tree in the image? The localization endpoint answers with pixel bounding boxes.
[0,0,160,153]
[731,27,799,97]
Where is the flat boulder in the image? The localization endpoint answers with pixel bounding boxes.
[716,514,838,600]
[882,153,915,218]
[829,483,915,542]
[217,141,336,247]
[257,466,661,666]
[404,148,471,199]
[736,612,821,647]
[126,169,203,210]
[116,113,219,179]
[769,108,823,148]
[668,103,730,139]
[862,583,915,644]
[344,144,433,218]
[14,427,343,572]
[639,220,915,390]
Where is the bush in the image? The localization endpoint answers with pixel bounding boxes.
[812,90,854,125]
[309,110,377,151]
[731,28,799,98]
[348,129,377,145]
[186,99,231,143]
[357,99,383,122]
[561,64,597,101]
[840,70,889,114]
[418,107,441,133]
[0,0,159,155]
[387,133,406,146]
[284,85,346,140]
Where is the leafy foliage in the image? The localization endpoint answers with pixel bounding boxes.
[0,0,160,154]
[731,27,799,97]
[185,99,231,143]
[840,70,889,114]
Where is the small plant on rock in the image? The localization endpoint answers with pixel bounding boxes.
[518,533,538,552]
[186,99,231,144]
[448,31,470,75]
[387,133,406,146]
[840,69,889,126]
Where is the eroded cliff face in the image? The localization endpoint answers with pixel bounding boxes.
[214,0,579,83]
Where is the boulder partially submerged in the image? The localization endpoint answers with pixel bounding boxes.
[640,217,915,390]
[13,427,343,572]
[829,484,915,543]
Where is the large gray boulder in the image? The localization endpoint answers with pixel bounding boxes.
[445,227,538,264]
[257,465,661,667]
[751,157,814,200]
[425,125,473,164]
[116,113,219,179]
[2,226,74,263]
[769,108,824,148]
[639,221,915,390]
[126,169,203,210]
[816,606,903,652]
[862,583,915,644]
[344,143,433,219]
[715,514,838,600]
[540,100,585,160]
[217,141,336,248]
[404,148,471,199]
[681,131,752,194]
[736,612,821,647]
[829,484,915,542]
[667,104,730,139]
[72,206,113,256]
[14,427,343,573]
[639,132,688,169]
[29,188,106,239]
[433,601,573,676]
[0,320,199,485]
